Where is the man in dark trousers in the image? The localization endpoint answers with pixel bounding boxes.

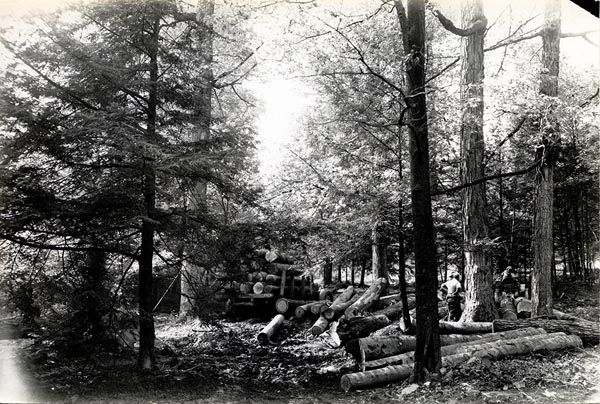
[440,271,463,321]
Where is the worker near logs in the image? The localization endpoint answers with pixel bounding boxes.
[440,271,463,321]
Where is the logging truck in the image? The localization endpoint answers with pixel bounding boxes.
[228,249,318,316]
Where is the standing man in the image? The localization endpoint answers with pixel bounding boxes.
[440,272,463,321]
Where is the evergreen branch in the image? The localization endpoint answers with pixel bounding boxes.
[0,35,98,111]
[321,17,406,99]
[0,233,139,259]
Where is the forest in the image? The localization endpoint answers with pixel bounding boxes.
[0,0,598,403]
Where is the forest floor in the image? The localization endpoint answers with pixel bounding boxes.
[7,282,600,404]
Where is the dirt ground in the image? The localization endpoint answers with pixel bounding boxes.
[14,282,600,404]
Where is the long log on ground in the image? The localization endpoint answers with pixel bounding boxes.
[371,297,419,322]
[257,314,285,345]
[499,295,518,320]
[346,327,546,363]
[321,286,356,320]
[377,294,415,308]
[493,318,600,345]
[362,327,548,370]
[371,302,404,321]
[294,301,326,318]
[345,278,389,319]
[310,301,330,315]
[331,315,391,348]
[439,321,494,334]
[340,332,582,391]
[310,316,329,335]
[514,298,585,322]
[275,298,312,314]
[318,288,334,302]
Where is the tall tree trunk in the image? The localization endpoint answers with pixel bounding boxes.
[395,0,441,382]
[337,262,342,282]
[323,258,333,286]
[532,0,560,317]
[180,0,214,317]
[359,258,367,287]
[457,0,495,322]
[372,222,386,279]
[138,11,160,370]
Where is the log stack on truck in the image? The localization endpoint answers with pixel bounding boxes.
[228,249,319,316]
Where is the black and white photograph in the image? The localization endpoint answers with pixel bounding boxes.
[0,0,598,402]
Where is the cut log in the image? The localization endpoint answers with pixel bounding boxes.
[265,250,294,265]
[340,332,582,391]
[253,282,265,295]
[332,315,391,348]
[499,295,518,320]
[257,314,285,345]
[294,301,327,318]
[377,293,415,307]
[346,327,546,364]
[265,274,281,284]
[239,282,254,295]
[362,327,548,370]
[275,298,312,314]
[310,301,330,315]
[321,286,356,320]
[514,297,532,318]
[345,278,389,319]
[310,316,329,335]
[318,288,334,302]
[514,298,584,322]
[439,321,494,334]
[493,318,600,345]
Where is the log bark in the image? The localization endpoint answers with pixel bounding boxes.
[340,332,582,391]
[275,298,311,314]
[332,315,391,347]
[265,274,281,284]
[318,288,334,302]
[493,318,599,345]
[377,293,415,307]
[363,327,547,370]
[345,278,389,319]
[311,301,330,315]
[239,282,254,295]
[294,301,327,318]
[499,295,518,320]
[310,316,329,335]
[347,327,546,364]
[439,321,493,334]
[257,314,284,345]
[265,250,294,265]
[321,286,357,320]
[253,282,265,295]
[371,296,416,322]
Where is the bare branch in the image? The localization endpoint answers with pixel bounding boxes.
[432,160,539,197]
[432,8,487,37]
[484,115,527,166]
